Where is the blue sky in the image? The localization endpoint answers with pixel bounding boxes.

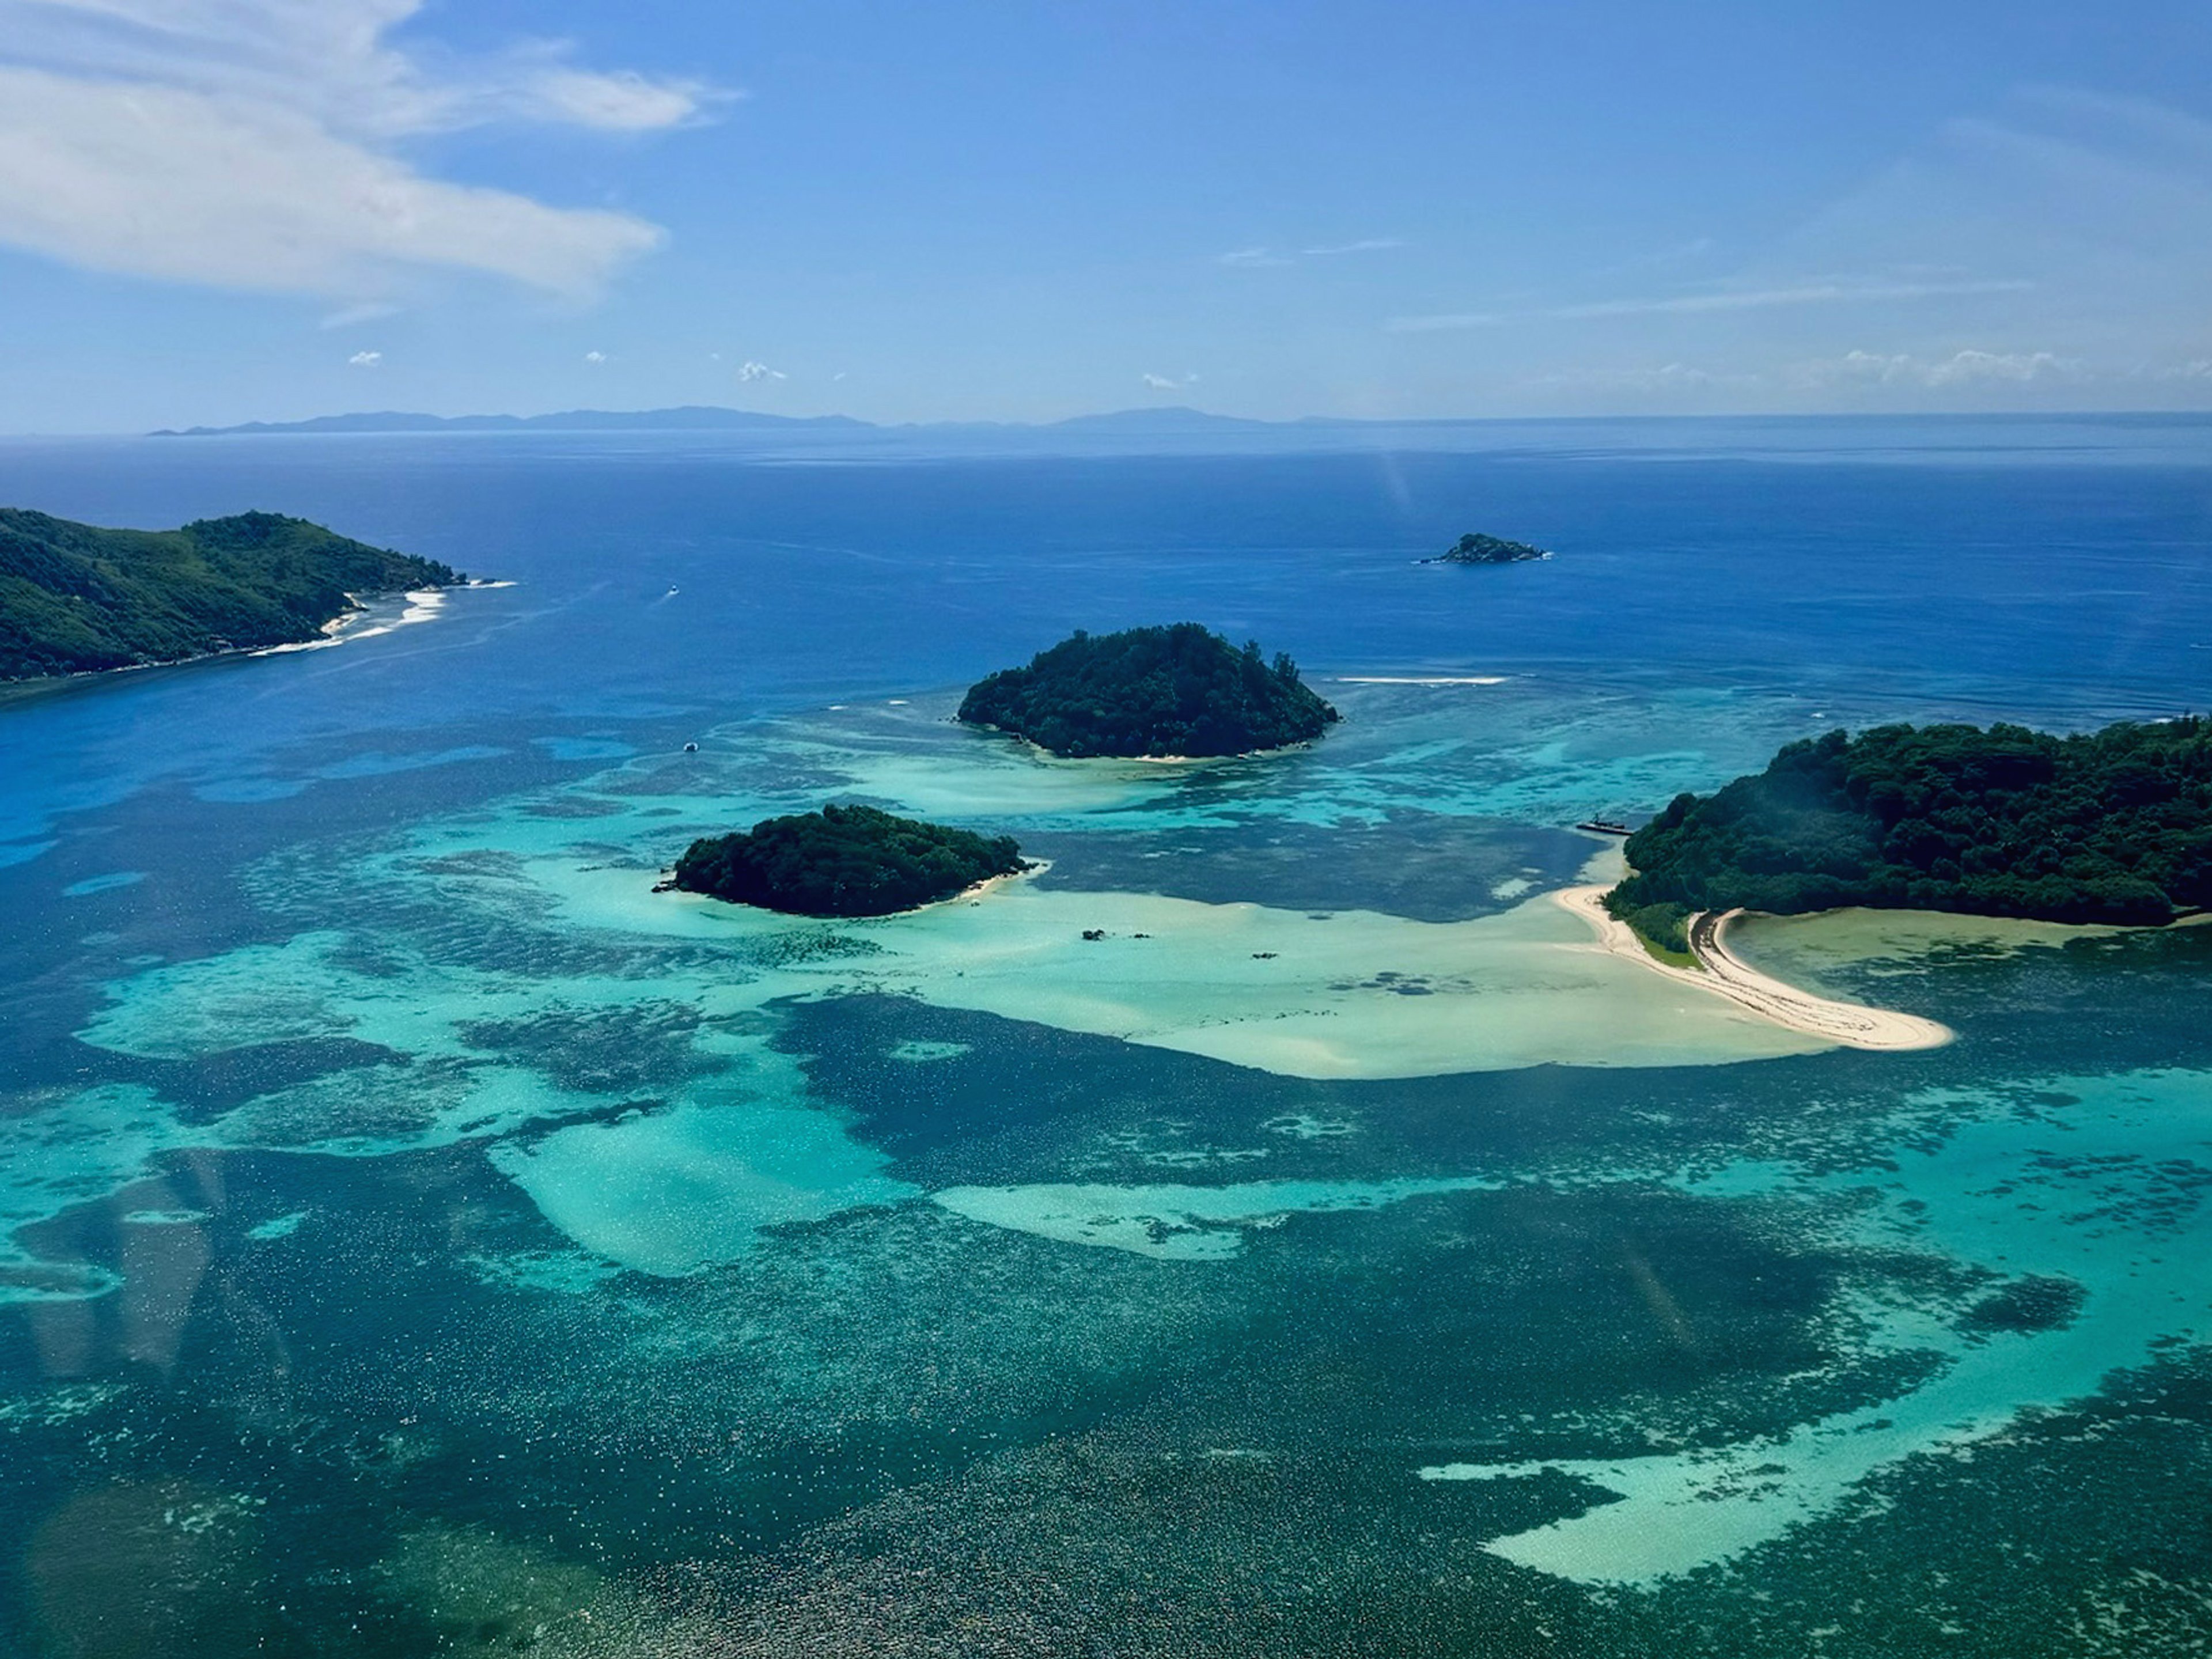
[1,0,2209,430]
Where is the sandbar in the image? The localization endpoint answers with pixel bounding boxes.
[1554,885,1952,1052]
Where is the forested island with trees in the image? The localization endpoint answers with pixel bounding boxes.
[0,508,461,681]
[957,622,1339,758]
[668,804,1029,918]
[1423,532,1550,565]
[1608,719,2212,931]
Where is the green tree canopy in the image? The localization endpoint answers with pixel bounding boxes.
[671,804,1028,918]
[1613,719,2212,926]
[957,623,1339,758]
[0,507,461,680]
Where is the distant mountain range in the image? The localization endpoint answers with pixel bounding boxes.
[151,405,1279,437]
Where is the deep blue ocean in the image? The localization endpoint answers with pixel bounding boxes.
[2,416,2209,1656]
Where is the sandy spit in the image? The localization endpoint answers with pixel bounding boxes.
[1554,885,1953,1052]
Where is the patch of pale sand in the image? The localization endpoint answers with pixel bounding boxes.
[491,1081,918,1277]
[1557,844,1955,1052]
[1554,885,1952,1052]
[251,586,452,658]
[546,863,1823,1079]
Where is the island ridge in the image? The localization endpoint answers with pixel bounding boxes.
[1610,719,2212,928]
[957,622,1339,759]
[0,508,460,681]
[668,804,1029,917]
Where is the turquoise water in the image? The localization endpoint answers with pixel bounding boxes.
[2,418,2210,1654]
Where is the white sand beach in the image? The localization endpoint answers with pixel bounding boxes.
[1554,883,1953,1051]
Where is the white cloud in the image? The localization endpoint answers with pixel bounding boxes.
[735,360,785,383]
[1388,278,2032,333]
[1389,309,1505,332]
[321,300,399,328]
[1218,237,1400,268]
[1301,237,1403,257]
[512,65,716,134]
[1141,372,1199,390]
[583,350,607,365]
[1792,347,2086,388]
[1923,349,2075,385]
[1376,89,2212,409]
[0,1,719,136]
[1525,362,1761,393]
[1554,279,2032,319]
[347,349,380,366]
[0,0,704,298]
[1770,90,2212,374]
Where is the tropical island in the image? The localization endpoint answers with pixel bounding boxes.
[957,622,1339,758]
[0,508,461,681]
[1607,718,2212,935]
[1422,532,1550,565]
[667,804,1029,918]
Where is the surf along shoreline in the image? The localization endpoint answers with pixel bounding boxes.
[1553,882,1955,1052]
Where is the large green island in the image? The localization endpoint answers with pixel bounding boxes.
[0,507,461,681]
[668,804,1029,918]
[957,622,1339,759]
[1611,719,2212,930]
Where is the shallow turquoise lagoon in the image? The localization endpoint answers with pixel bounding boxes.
[2,422,2210,1656]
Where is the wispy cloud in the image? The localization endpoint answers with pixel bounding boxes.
[1301,237,1403,257]
[0,0,724,135]
[0,0,709,298]
[1142,371,1199,390]
[735,360,785,384]
[1765,90,2212,375]
[1389,278,2033,333]
[346,349,380,366]
[1218,237,1402,268]
[321,300,400,329]
[1790,347,2085,388]
[583,350,608,365]
[1524,362,1762,393]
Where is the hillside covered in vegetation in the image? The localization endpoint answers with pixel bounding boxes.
[957,623,1339,758]
[1612,719,2212,926]
[669,805,1028,917]
[0,508,460,681]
